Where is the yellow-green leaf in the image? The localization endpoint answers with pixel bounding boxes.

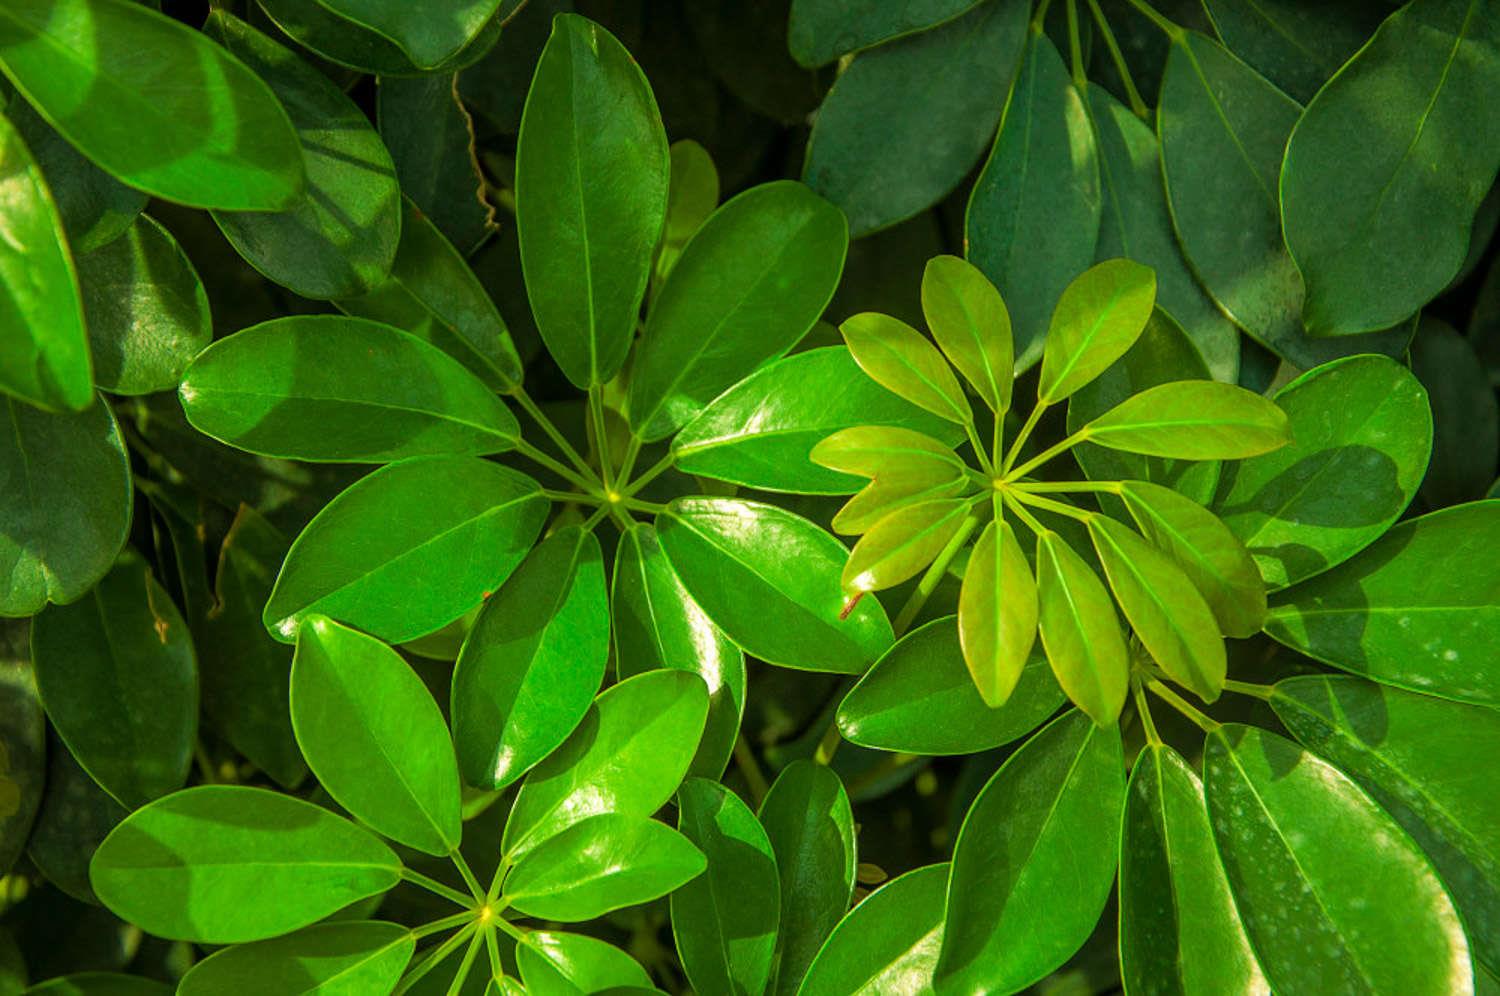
[1083,380,1290,459]
[841,312,971,424]
[959,517,1038,707]
[1035,530,1129,725]
[810,425,965,480]
[1037,258,1156,404]
[842,499,972,594]
[922,255,1013,414]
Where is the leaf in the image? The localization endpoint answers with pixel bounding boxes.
[1119,744,1266,995]
[935,710,1124,992]
[833,473,973,538]
[0,623,45,875]
[90,785,400,944]
[263,456,547,645]
[842,498,972,594]
[1272,675,1500,974]
[204,20,399,301]
[504,814,705,922]
[177,921,415,996]
[657,497,894,673]
[516,933,652,996]
[798,863,948,996]
[810,425,967,482]
[0,397,132,616]
[0,0,304,209]
[670,346,963,495]
[27,729,124,902]
[760,761,856,996]
[841,312,970,424]
[0,107,90,412]
[1204,724,1472,994]
[612,526,744,780]
[452,526,608,791]
[1203,0,1385,103]
[259,0,503,77]
[656,139,719,282]
[801,0,1027,236]
[922,254,1014,416]
[291,616,461,856]
[31,550,196,809]
[312,0,501,69]
[628,181,847,440]
[180,316,518,463]
[517,13,668,389]
[789,0,985,65]
[958,517,1039,707]
[1266,500,1500,707]
[671,778,780,996]
[1281,0,1500,335]
[967,27,1100,370]
[1413,318,1500,506]
[501,670,709,860]
[1212,354,1432,589]
[1037,258,1157,404]
[1082,380,1291,459]
[1035,530,1130,725]
[1119,480,1265,638]
[23,975,169,995]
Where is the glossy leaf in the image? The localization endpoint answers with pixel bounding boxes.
[629,181,847,440]
[1204,724,1472,995]
[0,0,304,209]
[291,616,461,855]
[1083,380,1290,459]
[0,623,44,875]
[958,518,1039,707]
[177,921,414,996]
[516,932,652,996]
[923,254,1014,415]
[811,425,966,482]
[517,14,668,389]
[264,457,547,644]
[671,778,780,996]
[312,0,501,69]
[842,498,971,594]
[1037,258,1156,404]
[452,526,608,790]
[1035,530,1129,725]
[841,312,970,424]
[90,786,400,944]
[833,472,972,538]
[657,497,894,673]
[760,761,856,996]
[798,863,947,996]
[936,710,1124,992]
[31,550,196,809]
[789,0,983,65]
[260,0,503,76]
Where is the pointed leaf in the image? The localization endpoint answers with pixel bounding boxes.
[311,0,502,69]
[1083,380,1290,459]
[811,425,966,481]
[841,312,970,424]
[1037,258,1156,404]
[959,517,1039,707]
[798,863,948,996]
[259,0,502,77]
[922,254,1014,415]
[833,472,971,537]
[1204,0,1385,103]
[177,921,414,996]
[789,0,986,66]
[1035,530,1130,724]
[842,499,972,595]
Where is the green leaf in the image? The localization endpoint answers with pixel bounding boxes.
[338,197,522,391]
[922,254,1014,416]
[842,498,972,594]
[841,312,970,424]
[839,615,1063,755]
[0,107,90,412]
[501,670,708,860]
[0,396,131,616]
[452,526,608,791]
[517,13,668,389]
[504,814,705,922]
[1118,481,1265,638]
[1281,0,1500,335]
[670,346,964,495]
[1082,380,1291,459]
[291,616,461,856]
[760,760,856,996]
[180,316,518,463]
[1203,0,1385,103]
[801,0,1027,236]
[1272,675,1500,974]
[1266,500,1500,707]
[0,0,304,209]
[1204,724,1472,994]
[833,473,972,537]
[0,624,45,875]
[1035,530,1130,725]
[612,526,744,780]
[798,863,948,996]
[1413,317,1500,506]
[177,921,415,996]
[26,733,125,903]
[789,0,984,66]
[90,785,400,944]
[516,933,652,996]
[935,710,1124,992]
[656,139,719,282]
[23,975,169,996]
[31,550,196,809]
[259,0,503,77]
[628,181,847,440]
[967,27,1100,370]
[1037,258,1156,404]
[206,12,401,301]
[671,778,780,996]
[958,517,1039,707]
[811,425,967,482]
[264,456,547,645]
[657,497,894,673]
[1213,354,1432,589]
[311,0,501,69]
[1119,744,1266,995]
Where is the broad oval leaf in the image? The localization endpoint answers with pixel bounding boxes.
[181,316,518,463]
[452,526,608,790]
[672,778,780,996]
[0,623,46,875]
[1204,0,1386,103]
[811,425,966,482]
[1035,530,1130,725]
[0,0,304,209]
[1204,724,1472,995]
[177,921,415,996]
[657,497,894,673]
[842,498,972,595]
[628,180,848,440]
[1083,380,1290,459]
[291,616,461,856]
[958,517,1039,707]
[841,312,970,424]
[31,550,196,809]
[923,254,1014,415]
[798,862,948,996]
[311,0,501,69]
[517,13,668,389]
[1037,258,1157,404]
[789,0,984,66]
[935,710,1124,992]
[259,0,502,77]
[517,932,652,996]
[90,786,400,943]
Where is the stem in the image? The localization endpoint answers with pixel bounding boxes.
[395,923,479,996]
[494,916,526,942]
[1223,678,1276,701]
[965,422,996,477]
[515,439,599,494]
[413,911,478,941]
[401,868,476,909]
[1033,0,1057,28]
[1002,401,1048,474]
[580,503,612,533]
[1121,0,1180,38]
[1006,427,1090,481]
[622,497,668,516]
[1001,491,1050,538]
[508,387,596,479]
[621,451,676,499]
[617,435,644,485]
[495,0,530,30]
[450,850,485,903]
[607,504,637,534]
[1013,479,1121,495]
[484,928,503,983]
[892,509,984,635]
[1088,0,1149,118]
[734,734,771,807]
[1133,679,1163,745]
[1009,489,1095,524]
[193,741,217,785]
[445,929,486,996]
[814,715,844,767]
[588,388,613,490]
[846,753,921,797]
[542,488,599,505]
[1065,0,1086,89]
[1146,679,1220,733]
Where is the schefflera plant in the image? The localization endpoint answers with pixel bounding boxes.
[815,255,1291,725]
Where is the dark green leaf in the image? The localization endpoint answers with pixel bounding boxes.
[789,0,984,65]
[958,518,1039,707]
[25,732,125,903]
[841,312,970,424]
[0,623,44,875]
[1082,380,1291,459]
[1203,0,1384,102]
[1037,258,1156,404]
[311,0,501,69]
[923,254,1014,415]
[177,921,414,996]
[516,933,651,996]
[24,975,169,996]
[1035,529,1130,725]
[798,863,948,996]
[258,0,502,76]
[1413,318,1499,506]
[656,139,719,282]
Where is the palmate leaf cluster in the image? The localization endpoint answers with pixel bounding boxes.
[0,0,1498,995]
